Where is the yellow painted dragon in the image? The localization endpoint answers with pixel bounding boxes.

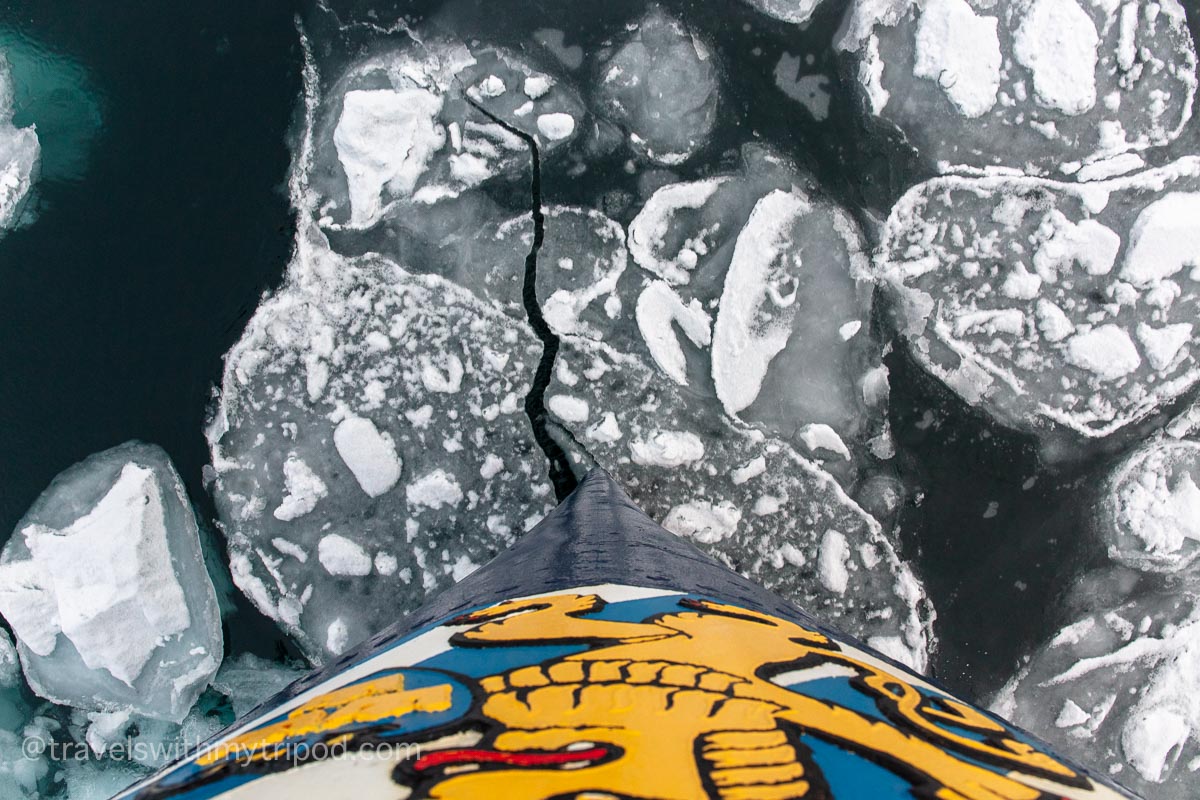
[202,592,1122,800]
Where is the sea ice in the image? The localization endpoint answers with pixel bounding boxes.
[208,231,555,663]
[622,145,888,469]
[876,159,1200,453]
[595,7,721,165]
[0,442,222,723]
[447,204,628,339]
[835,0,1198,174]
[1097,438,1200,573]
[312,37,583,231]
[994,568,1200,798]
[742,0,829,25]
[0,51,39,233]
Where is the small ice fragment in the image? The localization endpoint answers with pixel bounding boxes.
[818,530,851,595]
[546,394,589,423]
[477,75,506,97]
[798,424,851,461]
[317,534,373,577]
[1065,325,1141,380]
[326,619,349,656]
[630,431,706,467]
[274,456,328,522]
[406,469,464,510]
[523,75,553,99]
[536,113,575,141]
[662,501,742,544]
[333,415,402,498]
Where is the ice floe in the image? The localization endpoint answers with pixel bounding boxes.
[994,567,1200,798]
[0,442,222,723]
[836,0,1198,174]
[595,8,721,165]
[208,231,555,663]
[876,158,1200,452]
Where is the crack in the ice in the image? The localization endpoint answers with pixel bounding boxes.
[463,97,578,501]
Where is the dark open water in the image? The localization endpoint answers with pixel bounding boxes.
[0,2,300,531]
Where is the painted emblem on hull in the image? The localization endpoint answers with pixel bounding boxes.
[125,586,1128,800]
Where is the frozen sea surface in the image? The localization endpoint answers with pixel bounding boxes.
[1,1,1200,798]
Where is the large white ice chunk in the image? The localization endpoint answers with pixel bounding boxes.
[0,52,39,233]
[334,88,445,227]
[876,159,1200,454]
[912,0,1001,119]
[595,7,721,165]
[0,442,222,722]
[836,0,1198,174]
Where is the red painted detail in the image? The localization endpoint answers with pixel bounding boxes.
[413,746,610,772]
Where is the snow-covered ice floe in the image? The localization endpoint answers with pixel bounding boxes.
[0,442,222,723]
[993,566,1200,798]
[207,231,556,663]
[876,158,1200,454]
[595,7,721,165]
[835,0,1198,175]
[312,37,583,232]
[0,51,39,233]
[1097,437,1200,573]
[618,145,890,472]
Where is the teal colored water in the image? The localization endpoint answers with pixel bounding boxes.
[0,25,100,185]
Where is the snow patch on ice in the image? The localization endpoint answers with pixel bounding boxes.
[1121,193,1200,286]
[317,534,372,577]
[334,89,445,228]
[333,415,402,498]
[818,529,851,595]
[913,0,1002,118]
[630,430,706,467]
[662,500,742,545]
[405,469,464,510]
[712,190,810,416]
[1013,0,1100,116]
[635,281,712,385]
